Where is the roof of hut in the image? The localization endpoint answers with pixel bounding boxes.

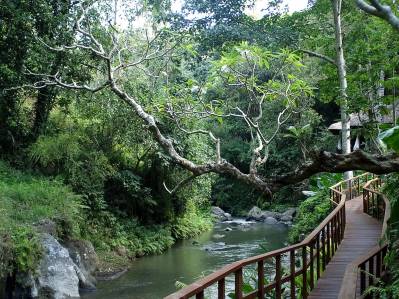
[328,104,399,131]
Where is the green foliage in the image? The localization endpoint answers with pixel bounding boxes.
[0,160,82,277]
[171,200,213,239]
[366,173,399,297]
[288,188,331,244]
[379,126,399,153]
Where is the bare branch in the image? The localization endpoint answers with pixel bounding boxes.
[356,0,399,31]
[163,174,199,195]
[299,49,337,66]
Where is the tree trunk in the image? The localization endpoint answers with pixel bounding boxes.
[332,0,353,180]
[31,87,56,141]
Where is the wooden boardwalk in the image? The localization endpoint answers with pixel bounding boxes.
[308,195,383,299]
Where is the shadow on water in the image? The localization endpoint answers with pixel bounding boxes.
[82,219,289,299]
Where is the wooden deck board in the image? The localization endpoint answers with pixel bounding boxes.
[308,196,382,299]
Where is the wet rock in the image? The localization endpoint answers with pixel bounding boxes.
[280,215,293,222]
[264,217,278,225]
[211,206,232,222]
[282,208,297,218]
[247,207,282,221]
[261,211,280,220]
[225,227,233,232]
[247,206,263,221]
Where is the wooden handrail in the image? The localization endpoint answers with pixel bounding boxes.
[165,173,372,299]
[339,177,391,299]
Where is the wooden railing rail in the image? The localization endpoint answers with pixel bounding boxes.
[339,177,391,299]
[165,173,372,299]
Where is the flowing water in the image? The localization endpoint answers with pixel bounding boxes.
[83,219,289,299]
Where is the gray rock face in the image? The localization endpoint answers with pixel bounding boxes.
[211,206,232,222]
[247,206,263,221]
[247,206,298,225]
[280,215,293,222]
[264,217,278,225]
[10,234,98,299]
[35,233,81,299]
[282,208,297,218]
[261,211,280,220]
[66,240,98,290]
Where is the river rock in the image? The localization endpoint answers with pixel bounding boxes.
[264,217,278,225]
[34,233,81,298]
[280,215,293,222]
[262,211,280,220]
[225,227,233,232]
[247,206,263,221]
[211,206,232,222]
[282,208,297,218]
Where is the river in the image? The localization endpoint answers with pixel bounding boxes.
[82,219,289,299]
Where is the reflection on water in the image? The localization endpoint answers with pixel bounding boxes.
[82,219,289,299]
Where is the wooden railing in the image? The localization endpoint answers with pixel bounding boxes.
[339,177,391,299]
[165,173,372,299]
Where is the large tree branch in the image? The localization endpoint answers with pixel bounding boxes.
[356,0,399,31]
[299,49,337,66]
[25,3,399,199]
[270,149,399,190]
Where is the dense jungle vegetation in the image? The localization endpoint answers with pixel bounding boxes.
[2,0,399,297]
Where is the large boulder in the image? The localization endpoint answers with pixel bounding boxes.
[8,234,98,299]
[211,206,232,222]
[246,206,263,221]
[282,208,298,218]
[280,215,293,222]
[65,240,98,290]
[34,233,81,298]
[261,211,280,220]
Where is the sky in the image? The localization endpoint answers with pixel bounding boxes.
[244,0,309,19]
[130,0,310,29]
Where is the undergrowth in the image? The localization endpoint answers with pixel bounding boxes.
[0,160,82,276]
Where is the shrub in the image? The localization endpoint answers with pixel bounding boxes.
[0,160,83,277]
[288,189,331,243]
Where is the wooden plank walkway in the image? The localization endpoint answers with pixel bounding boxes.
[308,195,382,299]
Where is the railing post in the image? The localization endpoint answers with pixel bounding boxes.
[326,223,331,262]
[316,237,321,280]
[235,268,243,299]
[368,257,374,289]
[321,228,326,270]
[257,260,264,299]
[309,242,314,290]
[218,278,225,299]
[349,180,352,200]
[290,249,296,299]
[360,263,366,294]
[302,246,308,299]
[276,255,282,299]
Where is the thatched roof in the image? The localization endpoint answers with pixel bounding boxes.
[328,105,399,131]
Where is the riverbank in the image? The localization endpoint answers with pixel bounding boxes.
[0,161,213,297]
[82,219,289,299]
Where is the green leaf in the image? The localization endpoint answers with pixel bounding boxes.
[378,126,399,153]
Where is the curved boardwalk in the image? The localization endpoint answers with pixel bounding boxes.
[308,195,382,299]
